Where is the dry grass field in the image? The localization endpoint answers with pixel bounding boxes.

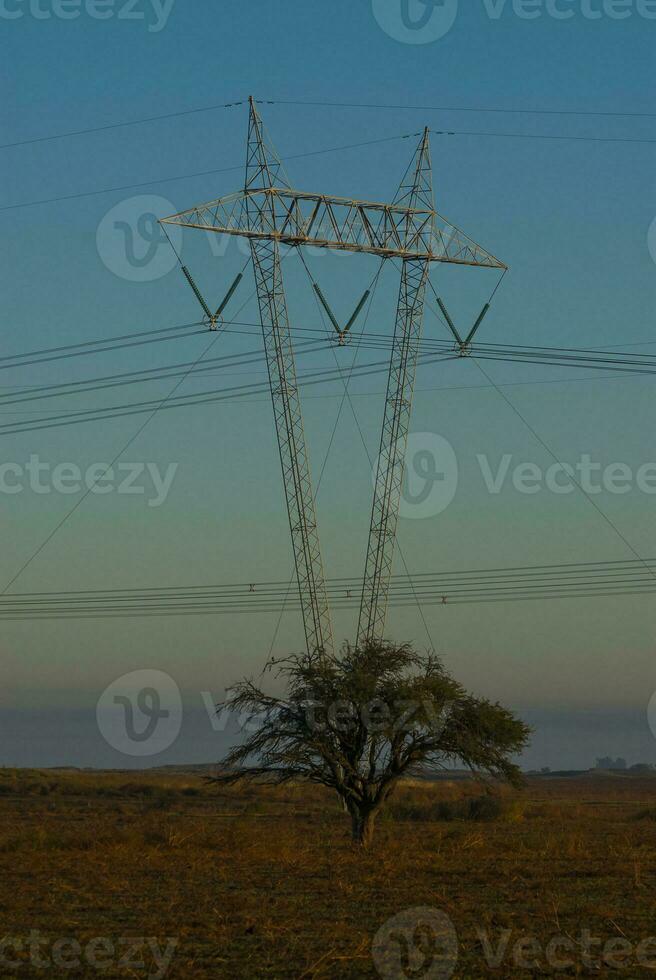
[2,768,656,977]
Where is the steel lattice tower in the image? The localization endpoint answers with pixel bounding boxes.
[245,100,333,656]
[160,100,506,656]
[356,130,433,647]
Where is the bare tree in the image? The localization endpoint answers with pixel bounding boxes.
[214,641,530,847]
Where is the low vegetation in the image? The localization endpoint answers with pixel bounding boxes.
[2,768,656,976]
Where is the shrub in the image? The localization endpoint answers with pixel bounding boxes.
[634,808,656,821]
[434,794,524,822]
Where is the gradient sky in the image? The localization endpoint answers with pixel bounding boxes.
[1,0,656,769]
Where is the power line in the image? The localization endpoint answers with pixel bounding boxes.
[6,317,656,374]
[0,318,204,364]
[0,339,328,407]
[0,350,459,437]
[0,101,246,151]
[0,133,416,214]
[471,358,656,583]
[435,128,656,145]
[5,114,654,216]
[0,322,208,371]
[4,96,652,154]
[0,255,257,596]
[4,332,656,432]
[265,98,656,121]
[2,558,655,619]
[9,556,655,595]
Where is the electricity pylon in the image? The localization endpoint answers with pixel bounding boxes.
[244,100,333,657]
[160,99,506,657]
[356,129,432,647]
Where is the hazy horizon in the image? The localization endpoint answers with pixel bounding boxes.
[3,1,656,774]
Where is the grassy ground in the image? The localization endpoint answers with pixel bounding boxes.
[2,769,656,977]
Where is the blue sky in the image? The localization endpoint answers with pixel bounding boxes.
[1,0,655,768]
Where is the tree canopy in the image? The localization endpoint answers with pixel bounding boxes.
[215,641,531,846]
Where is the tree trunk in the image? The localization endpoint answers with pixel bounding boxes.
[351,809,377,848]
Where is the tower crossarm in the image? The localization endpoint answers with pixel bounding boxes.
[161,188,507,269]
